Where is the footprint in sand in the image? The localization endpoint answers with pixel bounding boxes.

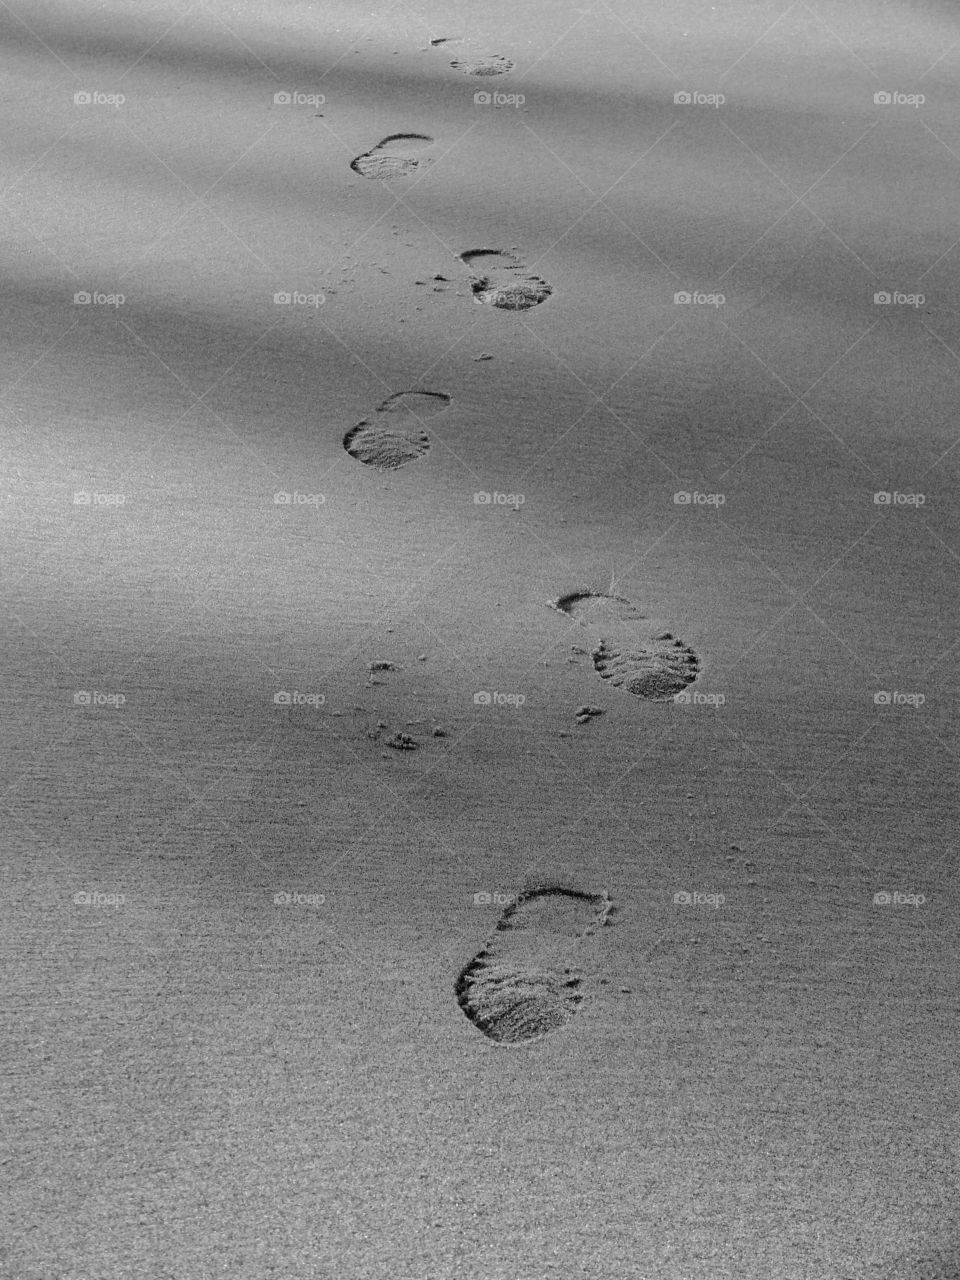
[343,390,450,470]
[551,589,700,702]
[456,885,612,1044]
[592,635,700,701]
[552,589,648,630]
[350,133,433,180]
[426,38,513,76]
[451,54,515,76]
[459,248,553,311]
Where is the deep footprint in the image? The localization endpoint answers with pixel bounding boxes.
[350,133,433,180]
[459,248,552,311]
[592,634,700,701]
[343,390,450,470]
[551,590,648,630]
[456,886,612,1044]
[451,54,515,76]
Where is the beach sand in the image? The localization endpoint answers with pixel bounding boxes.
[2,1,959,1276]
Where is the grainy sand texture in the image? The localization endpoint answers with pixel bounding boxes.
[2,1,959,1278]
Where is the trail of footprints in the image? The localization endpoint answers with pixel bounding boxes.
[338,49,703,1052]
[296,45,940,1280]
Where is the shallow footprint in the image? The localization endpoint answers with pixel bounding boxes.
[551,590,648,630]
[592,635,700,702]
[451,54,515,76]
[343,390,450,470]
[456,885,612,1044]
[350,133,433,180]
[459,248,552,311]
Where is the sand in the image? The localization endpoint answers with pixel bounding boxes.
[2,0,959,1277]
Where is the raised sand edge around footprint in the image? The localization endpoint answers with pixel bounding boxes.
[350,133,434,178]
[341,389,451,469]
